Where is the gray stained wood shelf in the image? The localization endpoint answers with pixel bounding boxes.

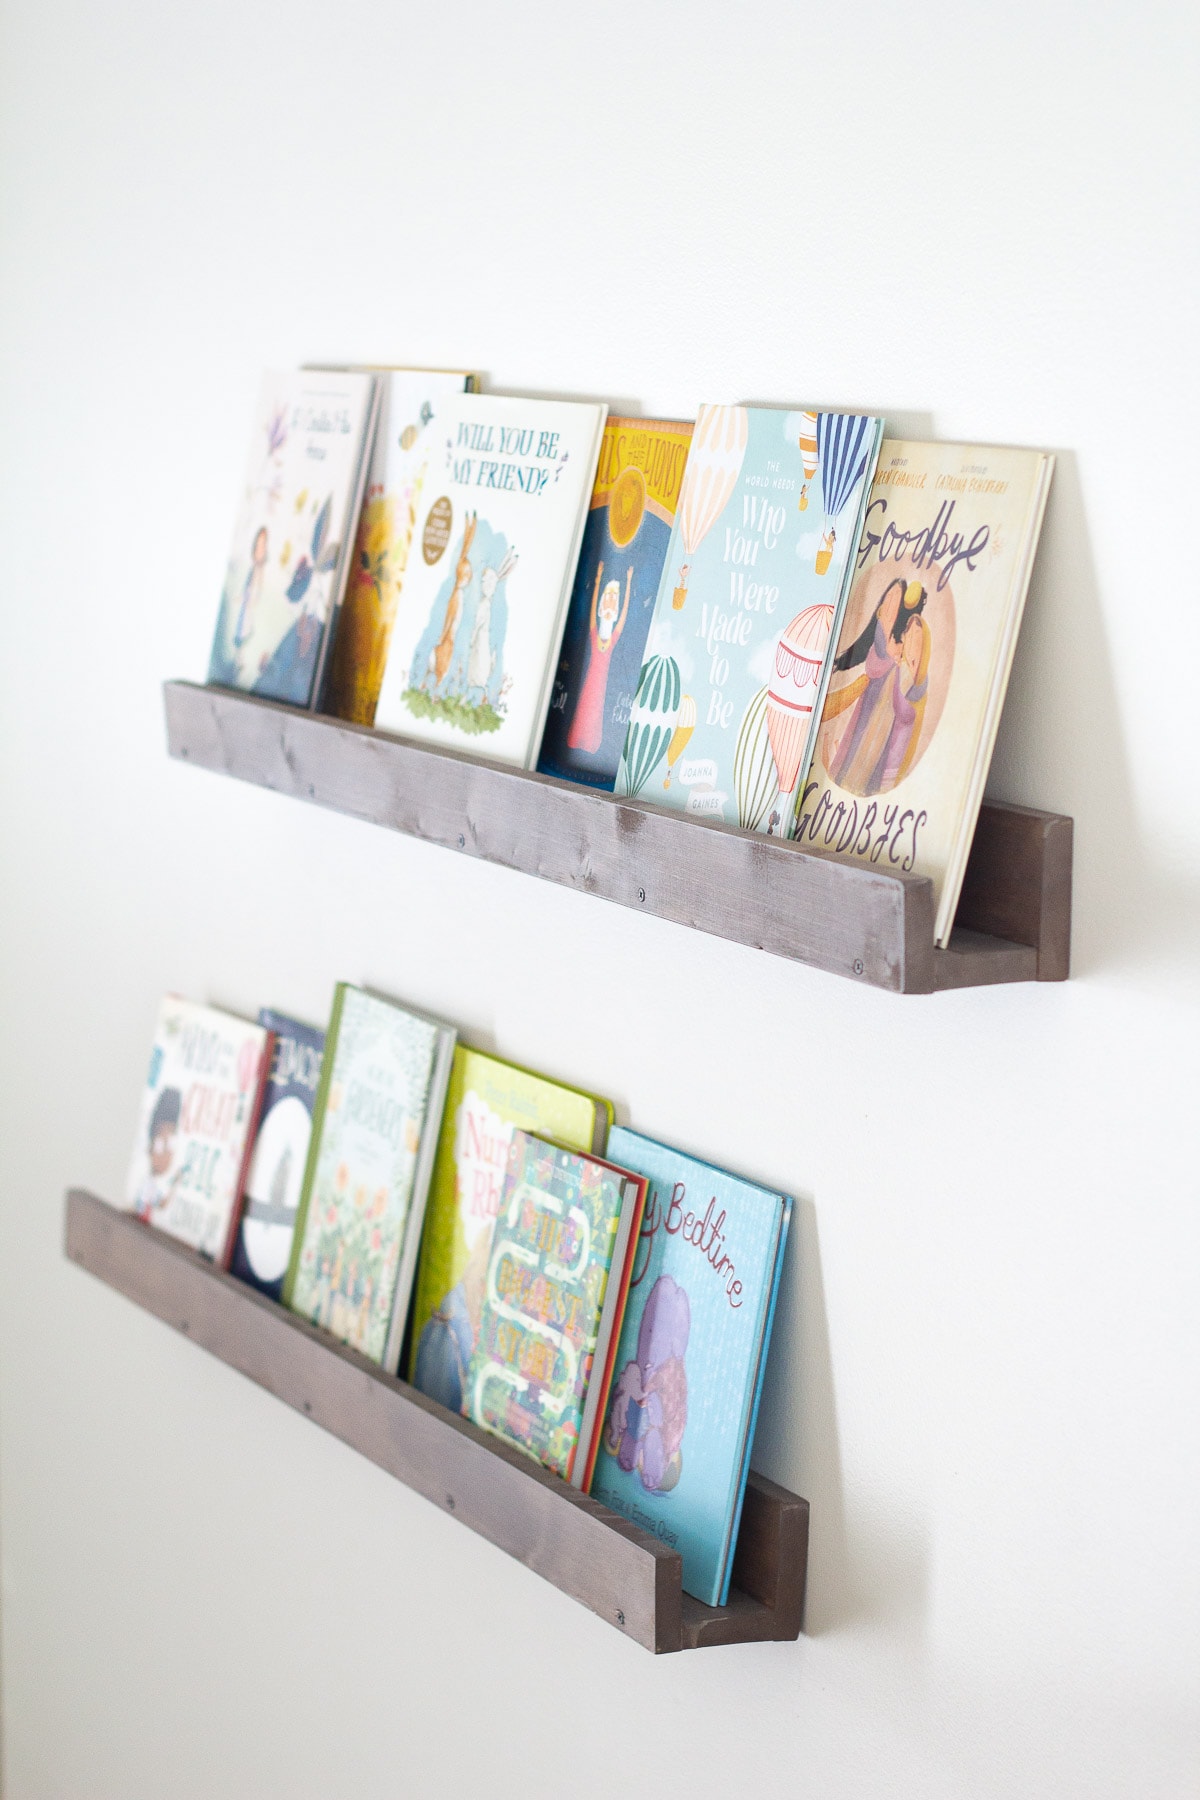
[65,1190,809,1654]
[164,681,1072,994]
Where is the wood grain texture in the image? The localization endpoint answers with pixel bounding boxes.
[64,1191,808,1654]
[162,682,1071,993]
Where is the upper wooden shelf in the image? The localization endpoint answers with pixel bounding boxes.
[65,1190,808,1654]
[163,681,1072,995]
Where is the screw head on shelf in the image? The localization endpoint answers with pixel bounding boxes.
[457,834,466,849]
[637,887,646,904]
[853,958,865,976]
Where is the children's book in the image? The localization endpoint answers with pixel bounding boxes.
[283,985,455,1368]
[537,417,693,790]
[796,440,1054,944]
[324,369,478,727]
[208,369,379,709]
[588,1127,791,1609]
[615,404,883,836]
[408,1047,612,1415]
[124,997,273,1265]
[228,1010,325,1302]
[464,1131,646,1488]
[372,393,607,769]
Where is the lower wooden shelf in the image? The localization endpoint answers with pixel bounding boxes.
[65,1190,809,1654]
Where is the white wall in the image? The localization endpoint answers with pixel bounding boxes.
[1,1,1197,1793]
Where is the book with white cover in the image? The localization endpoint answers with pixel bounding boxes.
[373,394,607,768]
[796,440,1054,944]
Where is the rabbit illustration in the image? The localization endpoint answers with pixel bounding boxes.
[467,544,518,703]
[431,512,477,689]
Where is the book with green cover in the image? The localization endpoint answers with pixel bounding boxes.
[283,983,455,1368]
[464,1130,646,1485]
[408,1047,611,1412]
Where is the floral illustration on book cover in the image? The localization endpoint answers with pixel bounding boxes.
[615,404,882,836]
[465,1132,623,1481]
[208,370,374,707]
[538,418,693,790]
[590,1128,788,1607]
[291,990,438,1363]
[126,997,269,1261]
[408,1051,605,1414]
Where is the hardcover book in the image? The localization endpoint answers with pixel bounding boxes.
[324,369,478,726]
[408,1047,612,1414]
[615,404,882,836]
[589,1127,791,1608]
[795,440,1054,943]
[537,417,693,790]
[283,984,455,1368]
[208,368,379,709]
[229,1010,325,1302]
[464,1131,646,1488]
[124,997,272,1264]
[372,393,607,768]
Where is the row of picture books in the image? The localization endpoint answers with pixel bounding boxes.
[126,989,791,1609]
[208,368,1055,947]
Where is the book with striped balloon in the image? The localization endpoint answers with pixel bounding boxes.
[614,404,883,835]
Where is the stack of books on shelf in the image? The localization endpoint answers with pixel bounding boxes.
[126,986,791,1608]
[207,367,1053,945]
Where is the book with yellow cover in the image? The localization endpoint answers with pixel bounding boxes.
[408,1047,611,1414]
[537,417,693,790]
[795,440,1053,944]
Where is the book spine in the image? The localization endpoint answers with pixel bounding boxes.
[282,984,345,1309]
[311,377,383,715]
[382,1025,458,1373]
[218,1030,275,1271]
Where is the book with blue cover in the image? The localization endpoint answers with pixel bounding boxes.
[588,1127,791,1608]
[615,403,882,836]
[229,1010,326,1302]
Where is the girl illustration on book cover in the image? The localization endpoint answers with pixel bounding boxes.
[821,574,949,794]
[603,1273,690,1493]
[566,564,632,753]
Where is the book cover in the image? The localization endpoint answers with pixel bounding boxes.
[208,368,378,709]
[615,404,882,836]
[795,440,1054,943]
[284,984,455,1368]
[324,369,477,726]
[589,1127,791,1608]
[372,393,607,769]
[124,996,272,1265]
[408,1047,612,1414]
[228,1010,325,1302]
[537,417,693,790]
[464,1131,644,1485]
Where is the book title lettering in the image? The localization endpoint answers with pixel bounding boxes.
[858,496,990,592]
[450,421,563,496]
[698,491,783,729]
[635,1183,744,1308]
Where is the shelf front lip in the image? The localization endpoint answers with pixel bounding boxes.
[64,1191,806,1654]
[164,680,936,993]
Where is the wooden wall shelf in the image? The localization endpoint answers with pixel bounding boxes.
[163,681,1072,994]
[65,1190,809,1654]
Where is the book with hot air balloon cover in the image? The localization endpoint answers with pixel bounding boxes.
[124,997,273,1265]
[372,393,607,769]
[228,1009,326,1302]
[463,1130,646,1488]
[796,439,1054,944]
[283,984,456,1369]
[537,417,693,789]
[207,368,380,709]
[588,1128,791,1609]
[614,404,883,834]
[324,368,478,727]
[408,1046,612,1415]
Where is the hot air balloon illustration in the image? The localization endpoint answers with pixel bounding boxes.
[672,406,749,609]
[733,686,778,831]
[662,693,696,788]
[797,411,818,511]
[618,654,681,796]
[766,603,834,798]
[813,414,873,574]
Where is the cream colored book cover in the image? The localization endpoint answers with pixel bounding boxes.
[795,440,1053,944]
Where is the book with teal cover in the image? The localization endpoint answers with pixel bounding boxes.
[615,404,882,836]
[464,1130,644,1485]
[589,1127,791,1608]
